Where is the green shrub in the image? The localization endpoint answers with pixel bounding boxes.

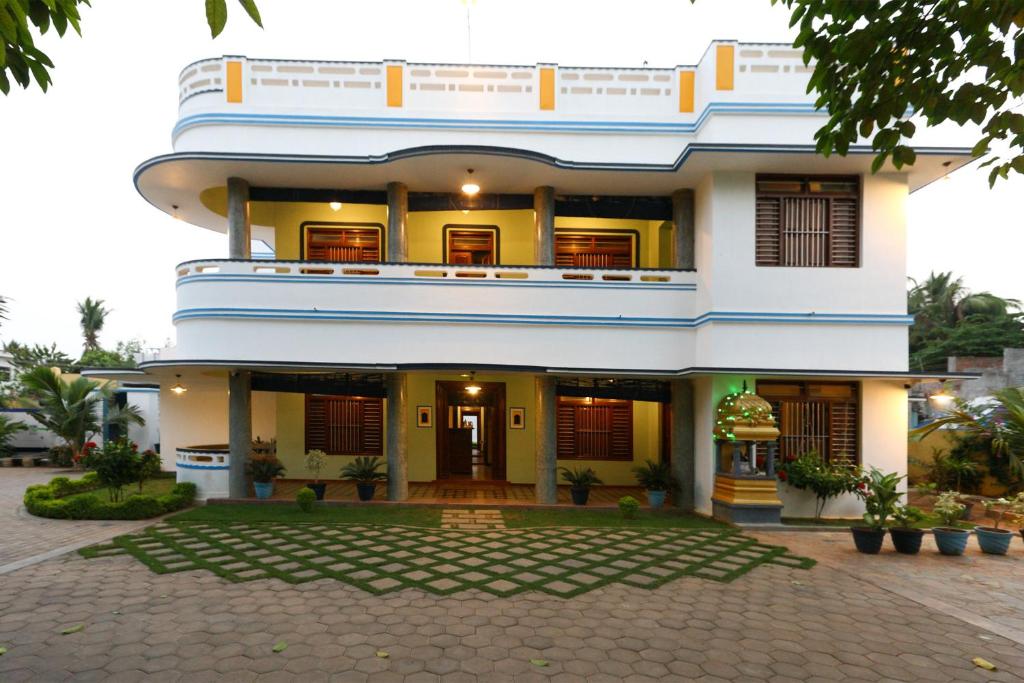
[23,476,195,520]
[296,487,317,513]
[618,495,640,519]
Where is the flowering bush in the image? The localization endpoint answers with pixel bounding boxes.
[776,450,864,521]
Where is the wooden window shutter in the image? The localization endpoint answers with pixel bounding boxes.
[829,197,859,267]
[556,401,577,458]
[305,395,383,456]
[828,401,858,466]
[556,398,633,461]
[555,234,634,268]
[305,227,381,263]
[755,195,782,266]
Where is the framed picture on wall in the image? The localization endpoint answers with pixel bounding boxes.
[416,405,433,428]
[509,407,525,429]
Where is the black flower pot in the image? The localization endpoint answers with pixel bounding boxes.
[889,527,925,555]
[851,527,886,554]
[570,487,590,506]
[356,483,377,502]
[306,482,327,501]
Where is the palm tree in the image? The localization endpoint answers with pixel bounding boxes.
[19,366,144,462]
[0,294,8,325]
[912,388,1024,482]
[77,297,109,352]
[0,414,27,456]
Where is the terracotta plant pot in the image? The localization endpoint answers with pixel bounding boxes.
[889,527,925,555]
[975,526,1013,555]
[850,527,885,554]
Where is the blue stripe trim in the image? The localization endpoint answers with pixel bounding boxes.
[172,307,913,328]
[177,462,230,470]
[176,273,696,292]
[172,102,822,139]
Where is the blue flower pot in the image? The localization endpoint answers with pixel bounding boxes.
[647,490,667,509]
[933,527,969,556]
[253,481,274,500]
[975,527,1013,555]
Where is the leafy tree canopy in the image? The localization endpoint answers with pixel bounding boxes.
[773,1,1024,184]
[2,340,74,372]
[1,0,261,94]
[78,339,142,369]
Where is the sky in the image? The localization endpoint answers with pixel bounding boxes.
[2,0,1022,357]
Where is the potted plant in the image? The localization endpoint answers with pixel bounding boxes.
[776,450,862,523]
[340,456,387,501]
[559,466,603,505]
[932,490,970,556]
[889,505,926,554]
[246,453,285,499]
[851,467,902,554]
[304,449,328,501]
[632,460,678,510]
[975,495,1022,555]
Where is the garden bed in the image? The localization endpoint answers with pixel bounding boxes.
[24,473,196,520]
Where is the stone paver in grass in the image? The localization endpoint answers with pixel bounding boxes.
[80,520,813,597]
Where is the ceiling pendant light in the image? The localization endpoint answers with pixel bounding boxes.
[170,374,188,396]
[461,168,481,196]
[329,201,343,211]
[465,372,482,396]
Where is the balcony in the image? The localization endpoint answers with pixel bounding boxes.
[171,260,696,372]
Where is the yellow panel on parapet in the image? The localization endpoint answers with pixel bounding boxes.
[716,45,734,91]
[226,60,243,103]
[386,65,404,107]
[678,70,695,112]
[539,67,555,111]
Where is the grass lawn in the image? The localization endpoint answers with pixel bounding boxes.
[169,503,444,526]
[502,507,728,529]
[782,515,974,530]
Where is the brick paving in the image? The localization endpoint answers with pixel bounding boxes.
[441,509,507,529]
[0,468,156,573]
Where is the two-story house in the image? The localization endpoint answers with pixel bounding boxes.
[94,41,973,518]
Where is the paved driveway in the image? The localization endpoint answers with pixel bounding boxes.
[2,526,1024,680]
[0,468,156,573]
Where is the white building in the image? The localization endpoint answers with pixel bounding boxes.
[91,42,973,518]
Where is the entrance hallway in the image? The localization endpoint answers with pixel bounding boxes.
[253,479,656,506]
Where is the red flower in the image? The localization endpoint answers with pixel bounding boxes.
[777,470,788,482]
[84,441,97,450]
[856,481,866,491]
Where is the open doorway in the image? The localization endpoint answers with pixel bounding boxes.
[435,380,506,481]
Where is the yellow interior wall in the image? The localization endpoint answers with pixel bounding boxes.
[265,201,388,261]
[556,400,662,485]
[408,210,534,265]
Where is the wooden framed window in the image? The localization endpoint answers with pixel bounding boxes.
[305,395,383,456]
[757,381,859,466]
[556,397,633,460]
[755,175,860,268]
[555,231,637,268]
[302,223,383,263]
[443,225,499,264]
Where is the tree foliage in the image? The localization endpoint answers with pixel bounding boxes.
[1,0,261,95]
[774,1,1024,185]
[2,340,74,372]
[78,339,142,368]
[908,272,1023,370]
[76,296,108,352]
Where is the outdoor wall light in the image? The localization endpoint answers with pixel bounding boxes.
[929,385,954,406]
[329,201,343,211]
[461,169,480,196]
[170,374,188,396]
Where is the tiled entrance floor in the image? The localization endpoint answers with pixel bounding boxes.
[82,522,812,598]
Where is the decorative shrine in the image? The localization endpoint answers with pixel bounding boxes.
[710,382,784,524]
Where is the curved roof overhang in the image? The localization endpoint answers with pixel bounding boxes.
[134,143,974,232]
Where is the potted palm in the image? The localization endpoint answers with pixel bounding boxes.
[559,466,603,505]
[889,505,926,554]
[340,456,387,501]
[975,496,1021,555]
[246,454,285,499]
[932,490,969,555]
[304,449,328,500]
[851,468,902,554]
[632,460,678,510]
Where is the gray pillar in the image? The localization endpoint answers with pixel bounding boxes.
[386,372,408,501]
[672,189,695,270]
[671,379,695,510]
[533,186,555,266]
[227,177,251,259]
[386,182,408,263]
[228,370,252,498]
[534,376,558,504]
